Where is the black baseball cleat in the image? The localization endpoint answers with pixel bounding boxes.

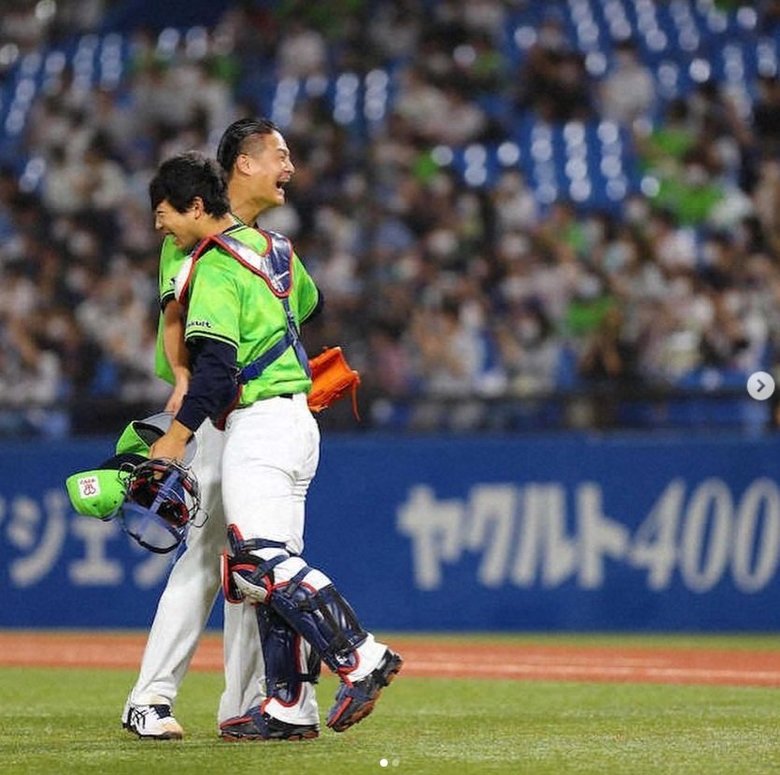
[326,648,403,733]
[219,706,319,742]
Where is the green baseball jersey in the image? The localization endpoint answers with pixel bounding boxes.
[181,225,319,406]
[154,234,188,385]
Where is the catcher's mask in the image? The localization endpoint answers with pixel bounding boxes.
[117,458,201,554]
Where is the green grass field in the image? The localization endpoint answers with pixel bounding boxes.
[2,635,780,775]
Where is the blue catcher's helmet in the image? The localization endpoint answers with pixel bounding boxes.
[118,458,201,554]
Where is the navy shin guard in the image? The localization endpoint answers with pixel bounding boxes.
[270,570,368,675]
[227,532,367,678]
[255,605,321,706]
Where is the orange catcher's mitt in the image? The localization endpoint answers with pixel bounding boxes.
[307,346,361,419]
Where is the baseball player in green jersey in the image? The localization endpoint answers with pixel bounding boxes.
[148,151,402,739]
[122,236,264,741]
[123,118,300,740]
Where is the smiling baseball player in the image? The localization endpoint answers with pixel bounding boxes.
[147,149,402,740]
[123,119,303,740]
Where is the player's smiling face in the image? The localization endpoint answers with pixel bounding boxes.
[154,199,202,251]
[236,130,295,210]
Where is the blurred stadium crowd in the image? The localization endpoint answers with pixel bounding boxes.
[1,0,780,435]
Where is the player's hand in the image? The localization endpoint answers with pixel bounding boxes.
[149,420,192,463]
[149,435,186,463]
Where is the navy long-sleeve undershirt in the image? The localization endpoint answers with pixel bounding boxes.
[175,337,237,433]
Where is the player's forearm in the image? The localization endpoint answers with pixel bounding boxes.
[175,337,238,432]
[162,300,191,384]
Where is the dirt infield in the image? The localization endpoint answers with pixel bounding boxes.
[1,632,780,687]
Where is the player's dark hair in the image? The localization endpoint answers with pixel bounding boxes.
[216,117,279,172]
[149,151,230,216]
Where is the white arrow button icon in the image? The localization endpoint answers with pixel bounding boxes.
[747,371,776,401]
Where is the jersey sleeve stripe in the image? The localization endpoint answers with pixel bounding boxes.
[184,330,239,350]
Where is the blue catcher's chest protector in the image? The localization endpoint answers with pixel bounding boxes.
[203,230,311,383]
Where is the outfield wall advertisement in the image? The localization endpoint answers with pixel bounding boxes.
[1,432,779,631]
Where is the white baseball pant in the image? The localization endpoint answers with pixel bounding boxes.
[221,394,388,727]
[126,420,264,725]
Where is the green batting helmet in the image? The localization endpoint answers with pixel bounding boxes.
[65,412,197,521]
